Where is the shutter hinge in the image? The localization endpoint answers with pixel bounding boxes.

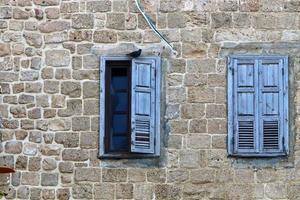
[227,57,231,65]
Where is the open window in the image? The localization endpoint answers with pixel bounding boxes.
[227,55,289,157]
[99,56,161,158]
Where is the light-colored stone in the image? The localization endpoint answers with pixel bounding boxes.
[45,50,70,67]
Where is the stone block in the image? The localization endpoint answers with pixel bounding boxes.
[159,0,180,12]
[42,158,57,171]
[23,143,37,156]
[10,106,26,118]
[25,82,42,93]
[206,104,226,118]
[0,72,18,82]
[0,7,12,19]
[59,162,74,173]
[20,70,39,81]
[72,117,90,131]
[188,86,214,103]
[60,2,79,13]
[51,95,65,108]
[87,1,111,12]
[187,135,211,149]
[266,183,287,199]
[40,145,61,156]
[83,81,99,98]
[116,184,133,199]
[61,81,81,97]
[17,186,29,199]
[57,188,70,200]
[49,119,71,131]
[102,169,127,182]
[167,12,188,28]
[41,67,54,79]
[168,134,182,149]
[83,99,99,115]
[23,32,42,48]
[29,131,42,143]
[58,99,82,117]
[16,155,27,170]
[181,103,205,119]
[106,13,125,30]
[72,184,93,199]
[72,14,94,29]
[28,108,41,119]
[69,30,92,42]
[80,132,98,149]
[5,141,22,154]
[94,30,117,43]
[21,172,39,186]
[42,189,55,200]
[39,21,70,33]
[128,169,146,183]
[179,150,199,168]
[45,7,59,19]
[94,183,115,199]
[83,54,98,69]
[169,120,188,134]
[30,188,41,200]
[55,132,79,148]
[13,8,29,19]
[41,173,58,186]
[147,169,166,183]
[0,43,10,56]
[167,169,189,183]
[45,50,70,67]
[28,157,41,171]
[189,119,207,133]
[75,168,101,182]
[182,42,208,58]
[240,0,260,11]
[168,87,186,103]
[62,149,89,161]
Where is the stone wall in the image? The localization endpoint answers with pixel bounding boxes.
[1,0,300,199]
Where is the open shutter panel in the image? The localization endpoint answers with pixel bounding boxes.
[131,58,156,153]
[233,59,258,153]
[259,59,284,153]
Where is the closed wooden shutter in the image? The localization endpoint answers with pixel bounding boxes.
[228,56,289,156]
[131,58,157,153]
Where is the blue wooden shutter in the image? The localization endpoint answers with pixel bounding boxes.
[232,58,259,154]
[228,56,289,156]
[131,58,157,153]
[258,58,286,154]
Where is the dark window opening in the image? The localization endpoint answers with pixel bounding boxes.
[105,61,131,153]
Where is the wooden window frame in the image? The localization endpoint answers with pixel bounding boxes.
[99,56,161,159]
[227,55,289,157]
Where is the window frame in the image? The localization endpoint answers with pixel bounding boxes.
[227,55,289,157]
[99,56,161,159]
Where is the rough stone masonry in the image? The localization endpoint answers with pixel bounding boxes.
[1,0,300,199]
